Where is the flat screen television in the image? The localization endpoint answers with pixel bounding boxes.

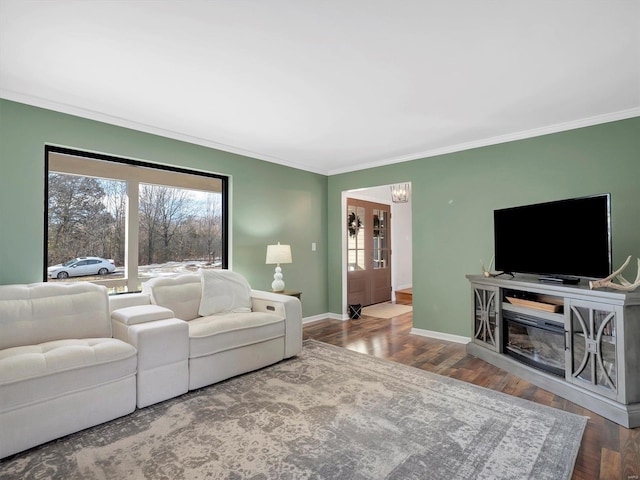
[494,194,612,282]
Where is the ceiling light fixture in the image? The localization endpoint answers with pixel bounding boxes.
[390,183,410,203]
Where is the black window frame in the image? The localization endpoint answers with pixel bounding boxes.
[44,145,229,289]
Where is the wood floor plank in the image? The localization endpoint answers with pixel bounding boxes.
[600,448,621,480]
[303,313,640,480]
[621,426,640,480]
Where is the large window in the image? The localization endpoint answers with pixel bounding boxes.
[45,146,228,292]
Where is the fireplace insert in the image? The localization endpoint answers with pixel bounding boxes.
[503,310,565,377]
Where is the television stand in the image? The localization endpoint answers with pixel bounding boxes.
[538,276,580,285]
[466,274,640,428]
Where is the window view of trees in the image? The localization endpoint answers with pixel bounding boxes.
[46,150,226,292]
[48,173,124,266]
[49,173,223,272]
[138,183,223,267]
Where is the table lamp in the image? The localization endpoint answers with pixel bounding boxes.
[265,242,292,292]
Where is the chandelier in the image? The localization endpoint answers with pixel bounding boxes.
[390,183,410,203]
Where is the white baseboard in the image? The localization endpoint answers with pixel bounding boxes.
[410,327,470,344]
[303,312,348,324]
[395,284,412,291]
[303,317,470,343]
[302,313,471,345]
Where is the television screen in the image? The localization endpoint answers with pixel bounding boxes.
[494,194,611,280]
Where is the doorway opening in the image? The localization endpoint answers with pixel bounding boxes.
[341,184,412,318]
[347,198,392,307]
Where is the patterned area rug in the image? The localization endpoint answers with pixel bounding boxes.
[362,302,413,318]
[1,340,586,479]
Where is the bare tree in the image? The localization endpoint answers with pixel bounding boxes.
[139,185,194,264]
[100,179,126,265]
[203,193,223,262]
[48,173,111,265]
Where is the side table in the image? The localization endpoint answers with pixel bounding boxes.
[278,290,301,300]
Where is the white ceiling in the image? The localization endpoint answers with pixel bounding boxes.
[1,1,638,175]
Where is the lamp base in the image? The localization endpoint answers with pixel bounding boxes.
[272,266,285,292]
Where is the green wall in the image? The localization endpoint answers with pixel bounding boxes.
[1,98,637,335]
[328,117,640,337]
[0,99,328,318]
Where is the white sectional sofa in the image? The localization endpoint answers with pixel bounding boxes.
[110,270,303,394]
[0,282,137,459]
[0,270,302,458]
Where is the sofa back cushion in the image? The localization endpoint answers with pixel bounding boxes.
[0,282,111,350]
[142,273,201,320]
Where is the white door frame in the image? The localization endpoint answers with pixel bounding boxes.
[340,183,412,319]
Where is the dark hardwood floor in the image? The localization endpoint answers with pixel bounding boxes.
[303,312,640,480]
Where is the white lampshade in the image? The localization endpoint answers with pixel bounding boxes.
[265,243,292,265]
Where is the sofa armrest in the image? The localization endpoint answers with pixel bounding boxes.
[109,292,151,313]
[251,290,302,358]
[112,305,175,326]
[111,305,176,347]
[110,305,189,408]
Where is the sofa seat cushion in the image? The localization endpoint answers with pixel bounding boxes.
[0,338,137,413]
[188,312,284,359]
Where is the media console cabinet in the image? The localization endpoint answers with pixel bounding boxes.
[466,274,640,428]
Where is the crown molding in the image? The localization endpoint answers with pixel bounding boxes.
[3,90,637,178]
[0,89,328,175]
[327,108,640,175]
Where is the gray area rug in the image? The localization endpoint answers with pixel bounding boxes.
[1,340,587,479]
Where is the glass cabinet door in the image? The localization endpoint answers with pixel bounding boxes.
[472,284,500,351]
[567,299,619,400]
